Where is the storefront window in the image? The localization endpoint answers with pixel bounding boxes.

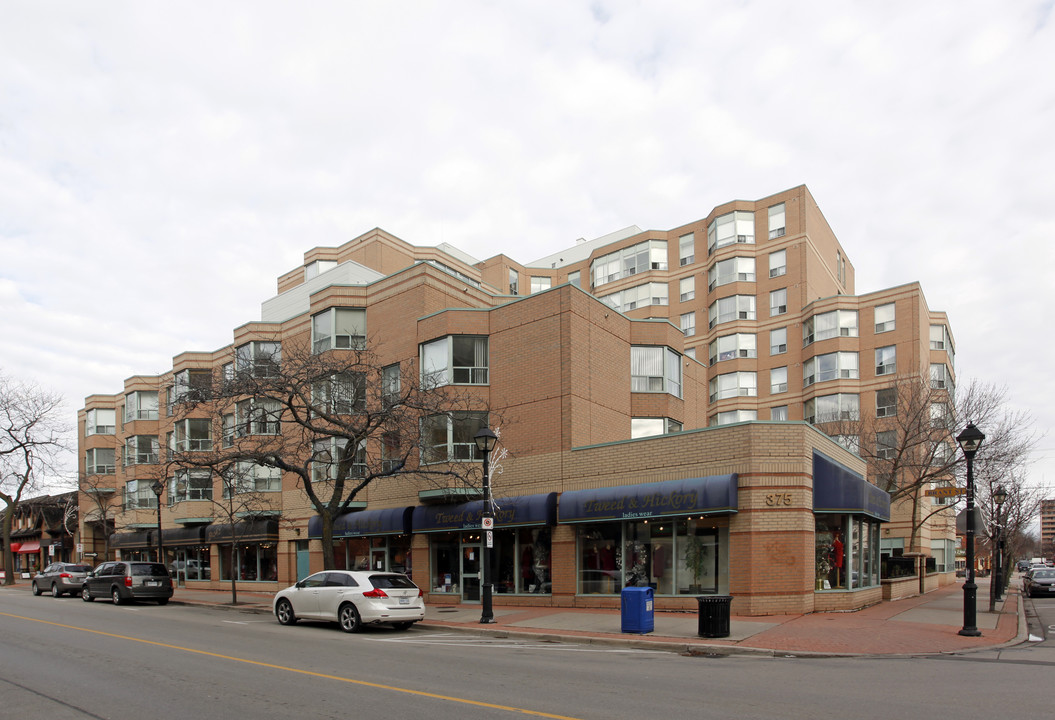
[578,519,725,595]
[430,532,461,593]
[217,542,278,582]
[427,528,550,596]
[815,516,880,590]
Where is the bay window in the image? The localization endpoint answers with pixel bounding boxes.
[421,411,489,464]
[631,346,682,397]
[707,211,754,254]
[85,408,116,436]
[804,393,859,424]
[85,447,116,475]
[803,351,859,386]
[709,371,757,402]
[124,391,158,422]
[124,435,159,466]
[709,333,757,364]
[312,308,366,353]
[174,418,213,452]
[708,295,756,328]
[803,310,858,345]
[708,256,756,290]
[235,341,281,378]
[421,336,489,387]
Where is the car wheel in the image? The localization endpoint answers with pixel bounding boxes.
[392,621,414,631]
[32,582,42,596]
[111,587,124,605]
[52,584,63,598]
[156,598,169,606]
[82,586,94,602]
[275,598,297,626]
[338,603,362,633]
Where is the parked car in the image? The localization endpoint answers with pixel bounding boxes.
[273,570,424,633]
[1022,567,1055,598]
[32,562,92,597]
[81,561,173,605]
[1016,560,1030,573]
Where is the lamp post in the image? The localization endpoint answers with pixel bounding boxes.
[151,480,164,566]
[473,427,498,624]
[956,422,985,637]
[991,484,1007,607]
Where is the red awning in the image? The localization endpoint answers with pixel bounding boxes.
[8,542,21,553]
[16,540,40,554]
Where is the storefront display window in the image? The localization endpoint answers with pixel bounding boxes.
[430,532,461,594]
[815,515,880,590]
[218,542,278,582]
[578,519,726,595]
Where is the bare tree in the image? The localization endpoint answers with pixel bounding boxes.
[172,337,492,571]
[79,470,121,563]
[1,373,69,584]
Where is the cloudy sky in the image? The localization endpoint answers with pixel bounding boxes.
[2,1,1053,493]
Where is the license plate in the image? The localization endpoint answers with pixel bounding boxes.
[398,597,410,605]
[146,580,160,587]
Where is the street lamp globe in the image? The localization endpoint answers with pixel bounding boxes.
[956,422,985,457]
[474,427,498,454]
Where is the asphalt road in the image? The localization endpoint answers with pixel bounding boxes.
[1,588,1050,720]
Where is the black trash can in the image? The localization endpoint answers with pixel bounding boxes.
[697,595,732,638]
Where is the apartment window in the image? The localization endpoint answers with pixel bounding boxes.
[711,409,758,426]
[312,372,366,415]
[802,310,858,345]
[312,438,367,481]
[421,411,489,464]
[769,288,787,316]
[832,435,860,454]
[709,371,757,402]
[679,276,695,302]
[509,269,519,295]
[304,259,337,281]
[768,203,786,239]
[170,469,213,503]
[876,431,897,460]
[876,388,897,418]
[930,363,950,390]
[85,447,116,475]
[124,480,157,510]
[174,418,213,452]
[708,295,756,328]
[709,333,757,364]
[804,394,860,424]
[837,250,846,285]
[568,271,581,289]
[124,436,159,466]
[771,406,788,421]
[124,391,159,422]
[803,352,859,386]
[708,256,756,290]
[685,347,696,361]
[769,249,786,278]
[421,336,489,387]
[770,367,788,395]
[85,408,116,436]
[221,362,234,389]
[591,240,668,288]
[382,363,401,407]
[631,346,682,397]
[631,418,683,439]
[930,402,951,428]
[227,462,281,494]
[222,413,234,448]
[931,324,955,367]
[599,282,669,312]
[679,233,695,266]
[770,327,788,355]
[680,312,696,337]
[236,398,282,436]
[530,276,552,294]
[312,308,366,353]
[707,211,754,254]
[235,341,281,378]
[173,369,212,403]
[875,346,896,376]
[873,303,895,334]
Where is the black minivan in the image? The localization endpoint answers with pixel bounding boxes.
[82,561,173,605]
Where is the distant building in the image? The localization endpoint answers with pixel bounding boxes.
[1,491,79,578]
[1041,499,1055,555]
[76,185,956,615]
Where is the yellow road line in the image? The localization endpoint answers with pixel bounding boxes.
[0,611,581,719]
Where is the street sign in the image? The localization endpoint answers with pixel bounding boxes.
[486,530,493,548]
[482,517,494,530]
[925,486,965,498]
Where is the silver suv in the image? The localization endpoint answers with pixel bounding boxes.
[81,561,173,605]
[32,562,92,597]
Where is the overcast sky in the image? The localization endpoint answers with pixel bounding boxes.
[2,1,1053,495]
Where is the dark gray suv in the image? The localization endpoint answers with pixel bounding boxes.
[81,561,173,605]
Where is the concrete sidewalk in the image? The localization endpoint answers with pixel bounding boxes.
[161,576,1024,657]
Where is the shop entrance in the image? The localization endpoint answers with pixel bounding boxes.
[370,546,386,572]
[460,537,482,603]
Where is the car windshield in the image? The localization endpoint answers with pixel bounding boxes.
[1033,570,1055,579]
[131,564,170,577]
[369,574,417,589]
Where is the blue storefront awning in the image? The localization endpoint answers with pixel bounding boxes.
[412,493,558,533]
[308,507,414,539]
[558,475,738,524]
[813,451,891,522]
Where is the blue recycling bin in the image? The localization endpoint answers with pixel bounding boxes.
[620,586,654,634]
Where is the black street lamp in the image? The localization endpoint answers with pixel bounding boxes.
[992,484,1007,605]
[473,427,498,624]
[956,422,985,637]
[151,480,164,565]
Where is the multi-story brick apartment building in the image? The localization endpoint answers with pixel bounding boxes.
[1041,499,1055,556]
[77,184,957,615]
